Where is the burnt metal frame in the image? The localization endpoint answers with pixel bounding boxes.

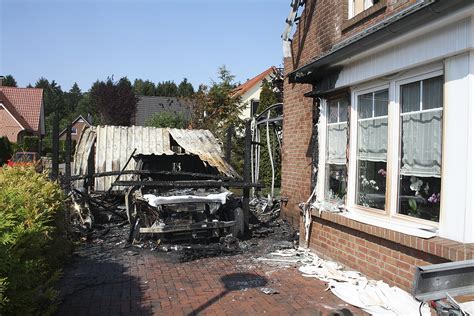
[139,221,235,234]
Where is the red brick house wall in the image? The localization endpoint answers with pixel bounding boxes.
[0,106,22,142]
[282,0,474,292]
[59,120,90,142]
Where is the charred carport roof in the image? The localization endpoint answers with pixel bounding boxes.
[73,126,240,191]
[287,0,471,86]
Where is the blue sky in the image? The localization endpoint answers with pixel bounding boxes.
[0,0,289,91]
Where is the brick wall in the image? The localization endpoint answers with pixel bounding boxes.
[304,212,474,291]
[0,106,21,142]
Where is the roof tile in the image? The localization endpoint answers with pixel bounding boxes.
[0,87,43,131]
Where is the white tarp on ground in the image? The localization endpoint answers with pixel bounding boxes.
[264,249,430,315]
[143,191,230,206]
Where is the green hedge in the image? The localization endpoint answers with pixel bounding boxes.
[0,167,71,315]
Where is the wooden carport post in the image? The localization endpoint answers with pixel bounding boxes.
[243,120,251,234]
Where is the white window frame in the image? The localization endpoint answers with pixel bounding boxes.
[391,69,444,225]
[347,83,390,216]
[348,0,375,19]
[320,98,349,202]
[317,63,446,228]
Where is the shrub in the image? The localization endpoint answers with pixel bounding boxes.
[0,167,71,315]
[0,137,12,165]
[18,136,39,152]
[145,112,188,129]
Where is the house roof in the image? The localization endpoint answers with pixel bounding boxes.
[232,66,277,97]
[59,114,92,137]
[0,91,32,130]
[135,96,195,126]
[0,87,43,131]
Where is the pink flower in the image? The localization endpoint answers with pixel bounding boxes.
[428,193,440,204]
[377,169,386,177]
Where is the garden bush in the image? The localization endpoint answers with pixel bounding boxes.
[0,167,71,315]
[17,135,39,153]
[0,137,12,165]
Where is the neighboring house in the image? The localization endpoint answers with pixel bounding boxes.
[59,114,92,142]
[133,96,194,126]
[0,87,45,142]
[233,66,278,120]
[282,0,473,292]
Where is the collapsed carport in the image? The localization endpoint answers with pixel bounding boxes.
[71,125,257,240]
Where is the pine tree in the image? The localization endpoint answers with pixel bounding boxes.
[2,75,17,87]
[178,78,194,97]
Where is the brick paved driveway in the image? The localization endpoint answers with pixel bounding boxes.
[56,229,362,315]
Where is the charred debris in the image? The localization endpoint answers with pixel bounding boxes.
[64,125,296,261]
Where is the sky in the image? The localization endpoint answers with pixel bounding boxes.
[0,0,289,91]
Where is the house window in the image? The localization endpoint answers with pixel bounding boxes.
[398,76,443,222]
[339,68,444,225]
[71,127,77,135]
[325,99,348,200]
[348,0,380,18]
[355,88,388,210]
[251,100,260,117]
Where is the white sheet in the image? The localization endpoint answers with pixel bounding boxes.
[143,191,230,207]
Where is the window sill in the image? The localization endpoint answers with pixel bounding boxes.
[342,0,387,31]
[310,208,474,262]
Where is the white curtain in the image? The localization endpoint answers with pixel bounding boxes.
[358,117,388,162]
[400,111,442,178]
[327,123,347,165]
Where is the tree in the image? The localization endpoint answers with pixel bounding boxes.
[145,112,187,129]
[189,66,244,173]
[156,81,178,97]
[142,80,155,96]
[34,78,65,117]
[2,75,17,87]
[178,78,194,97]
[133,79,155,96]
[193,66,243,139]
[133,79,144,94]
[65,83,82,115]
[90,77,138,126]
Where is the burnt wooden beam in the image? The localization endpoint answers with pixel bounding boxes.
[69,170,236,181]
[106,148,137,196]
[65,123,72,184]
[50,112,59,180]
[111,180,263,188]
[243,120,251,234]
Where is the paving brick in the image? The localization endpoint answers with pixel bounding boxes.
[56,246,364,316]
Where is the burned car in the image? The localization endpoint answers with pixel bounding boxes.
[126,154,244,242]
[72,126,246,241]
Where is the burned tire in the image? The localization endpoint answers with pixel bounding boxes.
[229,207,245,238]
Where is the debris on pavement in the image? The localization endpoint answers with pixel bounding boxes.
[260,287,279,295]
[256,248,431,315]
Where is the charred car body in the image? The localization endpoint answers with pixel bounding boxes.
[126,153,245,241]
[72,126,246,241]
